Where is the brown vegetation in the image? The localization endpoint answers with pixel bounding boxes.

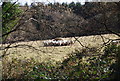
[4,2,120,44]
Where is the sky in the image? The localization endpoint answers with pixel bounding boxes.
[14,0,85,5]
[3,0,119,6]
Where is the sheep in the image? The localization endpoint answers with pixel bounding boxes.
[111,40,119,45]
[43,40,53,46]
[48,40,54,46]
[43,38,75,46]
[43,41,49,46]
[52,40,56,46]
[58,40,63,46]
[53,40,62,46]
[55,41,59,46]
[62,40,68,46]
[112,41,117,45]
[52,38,63,46]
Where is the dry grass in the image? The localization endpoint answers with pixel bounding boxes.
[1,34,119,63]
[1,34,119,79]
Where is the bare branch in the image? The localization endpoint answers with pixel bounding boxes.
[2,18,39,37]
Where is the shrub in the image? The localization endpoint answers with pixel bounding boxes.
[26,47,114,80]
[2,57,37,79]
[3,45,119,80]
[103,44,120,81]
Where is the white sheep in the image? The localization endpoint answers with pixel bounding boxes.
[52,40,56,46]
[111,40,119,45]
[43,38,75,46]
[62,40,67,45]
[43,41,49,46]
[58,41,63,46]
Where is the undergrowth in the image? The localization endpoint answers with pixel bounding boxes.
[2,44,120,81]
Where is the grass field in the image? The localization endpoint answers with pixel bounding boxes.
[1,34,119,63]
[1,34,119,79]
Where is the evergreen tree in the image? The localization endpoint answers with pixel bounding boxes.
[2,2,22,42]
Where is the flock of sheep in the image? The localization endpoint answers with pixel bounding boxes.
[43,37,120,46]
[43,38,74,46]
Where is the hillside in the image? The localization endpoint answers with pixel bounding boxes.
[4,2,120,44]
[2,34,119,64]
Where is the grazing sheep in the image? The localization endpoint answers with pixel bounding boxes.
[43,40,53,46]
[59,41,63,46]
[43,41,49,46]
[62,40,68,46]
[43,38,75,46]
[52,40,56,46]
[66,40,70,45]
[111,40,119,45]
[48,41,53,46]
